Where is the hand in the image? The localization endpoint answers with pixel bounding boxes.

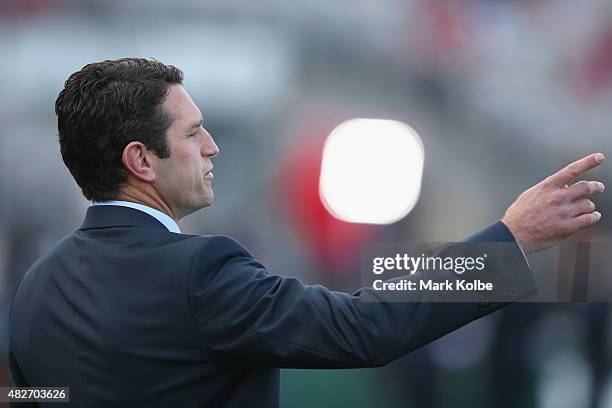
[501,153,605,255]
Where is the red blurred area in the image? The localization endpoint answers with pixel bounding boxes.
[275,123,380,279]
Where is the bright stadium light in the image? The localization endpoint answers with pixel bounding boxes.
[319,118,424,224]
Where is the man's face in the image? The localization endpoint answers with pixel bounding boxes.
[153,84,219,219]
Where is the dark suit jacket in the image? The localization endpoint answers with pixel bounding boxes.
[9,205,536,407]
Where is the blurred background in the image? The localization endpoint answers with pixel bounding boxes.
[2,0,612,406]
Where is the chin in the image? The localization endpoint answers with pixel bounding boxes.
[201,195,214,208]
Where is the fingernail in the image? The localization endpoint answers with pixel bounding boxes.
[595,211,602,220]
[595,153,606,162]
[599,182,605,192]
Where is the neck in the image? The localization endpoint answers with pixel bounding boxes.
[114,183,179,222]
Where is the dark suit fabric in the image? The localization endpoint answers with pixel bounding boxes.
[9,205,536,407]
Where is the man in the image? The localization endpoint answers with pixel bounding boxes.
[8,58,605,407]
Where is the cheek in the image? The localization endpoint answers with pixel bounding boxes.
[177,158,203,189]
[175,148,201,171]
[159,160,185,187]
[159,145,202,188]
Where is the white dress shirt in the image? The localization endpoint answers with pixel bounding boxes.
[91,200,181,233]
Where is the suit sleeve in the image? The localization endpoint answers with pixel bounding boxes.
[189,222,536,369]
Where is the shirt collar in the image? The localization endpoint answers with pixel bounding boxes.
[90,200,181,233]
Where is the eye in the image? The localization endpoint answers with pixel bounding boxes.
[188,131,197,138]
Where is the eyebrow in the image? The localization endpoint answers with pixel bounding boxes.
[187,117,204,132]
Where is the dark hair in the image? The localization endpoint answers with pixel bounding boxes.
[55,58,184,201]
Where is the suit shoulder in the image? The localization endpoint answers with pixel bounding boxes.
[189,235,253,265]
[16,234,74,284]
[187,235,260,299]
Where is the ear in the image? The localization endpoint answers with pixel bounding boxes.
[122,141,157,183]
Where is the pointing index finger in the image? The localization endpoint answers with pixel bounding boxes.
[551,153,605,186]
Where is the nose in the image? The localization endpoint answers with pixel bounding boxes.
[201,129,220,158]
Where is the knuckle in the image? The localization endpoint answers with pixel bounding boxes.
[560,206,572,219]
[542,177,554,187]
[572,181,589,196]
[574,200,595,216]
[567,166,579,179]
[582,183,593,195]
[588,200,596,212]
[549,192,563,206]
[589,181,601,193]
